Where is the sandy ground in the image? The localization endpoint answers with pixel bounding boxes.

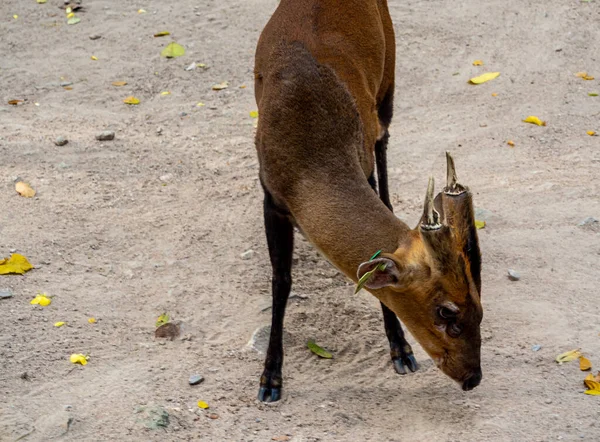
[1,0,600,440]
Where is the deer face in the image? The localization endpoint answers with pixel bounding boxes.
[357,153,483,390]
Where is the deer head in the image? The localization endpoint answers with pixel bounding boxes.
[357,152,483,390]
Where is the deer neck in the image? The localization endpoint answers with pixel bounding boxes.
[289,172,412,282]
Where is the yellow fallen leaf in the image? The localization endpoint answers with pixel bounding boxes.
[197,102,205,107]
[523,116,546,126]
[472,60,484,66]
[0,254,34,275]
[160,91,171,96]
[123,96,140,105]
[556,348,581,364]
[70,354,88,365]
[475,220,486,229]
[589,92,599,97]
[584,373,600,395]
[37,0,47,3]
[13,15,18,19]
[138,9,147,13]
[67,12,74,18]
[112,81,127,87]
[507,140,515,147]
[65,7,72,14]
[197,401,209,409]
[587,131,596,136]
[469,72,500,84]
[249,111,259,118]
[30,294,51,306]
[491,92,498,97]
[580,356,592,371]
[67,17,80,25]
[156,313,170,327]
[54,321,66,327]
[212,81,229,91]
[88,317,97,324]
[91,55,98,61]
[15,181,36,198]
[161,42,186,58]
[239,85,246,89]
[154,31,170,37]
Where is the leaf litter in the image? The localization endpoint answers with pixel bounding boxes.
[307,339,333,359]
[469,72,500,84]
[0,253,34,275]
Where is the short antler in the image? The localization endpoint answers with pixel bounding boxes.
[445,152,467,195]
[421,176,442,231]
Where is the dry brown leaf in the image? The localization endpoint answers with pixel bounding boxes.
[112,81,127,87]
[507,140,515,147]
[155,322,181,340]
[15,181,36,198]
[272,436,291,442]
[8,99,23,105]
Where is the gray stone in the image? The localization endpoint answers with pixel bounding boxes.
[246,325,271,354]
[55,136,68,146]
[59,81,73,87]
[531,344,542,352]
[136,405,170,429]
[0,289,13,299]
[578,217,598,226]
[9,248,16,253]
[507,269,520,281]
[188,374,204,385]
[89,34,102,40]
[240,249,254,260]
[184,62,196,71]
[95,130,115,141]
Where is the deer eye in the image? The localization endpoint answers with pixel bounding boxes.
[437,306,458,320]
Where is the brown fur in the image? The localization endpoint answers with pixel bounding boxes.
[255,0,482,389]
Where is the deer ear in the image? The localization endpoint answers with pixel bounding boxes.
[356,257,402,292]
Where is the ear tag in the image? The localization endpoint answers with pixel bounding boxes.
[369,250,382,261]
[354,262,387,294]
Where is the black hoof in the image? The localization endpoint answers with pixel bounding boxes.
[392,353,419,375]
[258,386,281,403]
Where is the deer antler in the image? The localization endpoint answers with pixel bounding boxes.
[444,152,467,196]
[421,176,442,231]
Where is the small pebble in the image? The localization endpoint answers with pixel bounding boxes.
[255,418,262,423]
[89,34,102,40]
[180,112,188,117]
[578,217,598,227]
[95,130,115,141]
[159,173,173,182]
[189,374,204,386]
[545,398,553,404]
[54,136,68,146]
[208,413,219,419]
[507,269,520,281]
[0,289,13,299]
[531,344,542,352]
[64,405,73,411]
[60,81,73,87]
[156,127,163,135]
[241,249,254,260]
[184,62,196,71]
[9,248,16,253]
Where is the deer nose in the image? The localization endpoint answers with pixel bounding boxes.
[461,368,482,391]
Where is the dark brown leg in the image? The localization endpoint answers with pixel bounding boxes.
[258,189,294,402]
[373,91,419,374]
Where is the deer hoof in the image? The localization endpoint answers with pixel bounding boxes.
[258,385,281,403]
[392,353,419,375]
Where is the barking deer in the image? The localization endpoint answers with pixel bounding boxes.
[253,0,483,402]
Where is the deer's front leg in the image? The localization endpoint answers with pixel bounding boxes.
[258,190,294,403]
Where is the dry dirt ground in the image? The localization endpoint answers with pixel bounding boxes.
[1,0,600,441]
